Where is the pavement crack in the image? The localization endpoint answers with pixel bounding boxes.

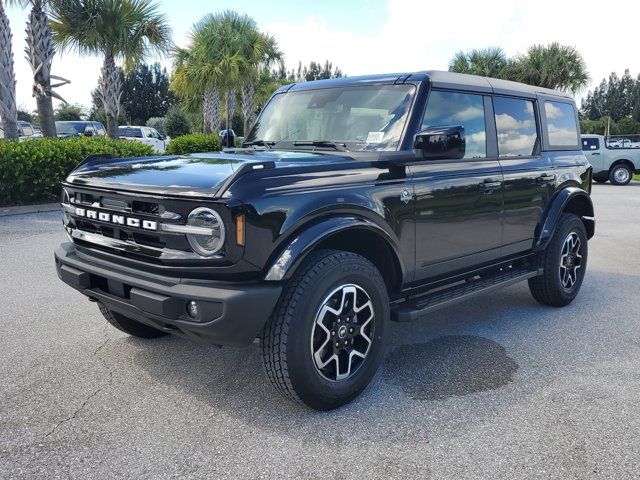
[45,334,114,438]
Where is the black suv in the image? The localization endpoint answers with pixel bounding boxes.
[55,71,594,410]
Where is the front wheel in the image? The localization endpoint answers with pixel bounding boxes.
[261,250,389,410]
[528,213,588,307]
[98,303,168,338]
[609,164,632,185]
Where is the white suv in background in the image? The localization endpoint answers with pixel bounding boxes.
[118,126,168,153]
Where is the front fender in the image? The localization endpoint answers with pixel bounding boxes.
[535,187,595,249]
[264,216,404,282]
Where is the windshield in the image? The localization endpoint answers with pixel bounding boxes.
[56,123,84,135]
[246,84,415,151]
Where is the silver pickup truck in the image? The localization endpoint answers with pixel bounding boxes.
[582,134,640,185]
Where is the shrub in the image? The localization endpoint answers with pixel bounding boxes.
[146,117,166,136]
[165,133,220,155]
[164,106,191,138]
[0,137,155,206]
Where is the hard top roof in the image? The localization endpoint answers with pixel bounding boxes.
[280,70,574,100]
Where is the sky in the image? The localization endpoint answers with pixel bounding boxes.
[6,0,640,113]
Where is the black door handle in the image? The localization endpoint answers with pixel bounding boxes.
[536,173,556,184]
[591,152,600,155]
[477,180,502,189]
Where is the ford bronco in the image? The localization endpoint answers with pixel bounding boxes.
[55,71,594,410]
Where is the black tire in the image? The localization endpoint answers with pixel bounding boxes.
[261,249,389,410]
[609,163,632,186]
[528,213,588,307]
[98,303,168,338]
[592,174,608,184]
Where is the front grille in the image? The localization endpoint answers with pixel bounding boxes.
[63,187,201,262]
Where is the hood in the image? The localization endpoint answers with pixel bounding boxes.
[65,149,352,198]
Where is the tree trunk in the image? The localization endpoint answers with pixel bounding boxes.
[240,82,254,136]
[99,54,122,139]
[211,89,221,133]
[0,1,18,140]
[202,89,213,133]
[36,95,55,137]
[202,88,221,135]
[224,88,235,147]
[25,1,57,138]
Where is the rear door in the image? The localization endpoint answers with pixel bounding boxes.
[410,90,504,281]
[495,96,557,254]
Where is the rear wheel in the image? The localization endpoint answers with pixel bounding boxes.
[261,250,389,410]
[609,164,632,185]
[98,303,168,338]
[528,213,588,307]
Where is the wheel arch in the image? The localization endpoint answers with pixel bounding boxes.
[535,187,595,250]
[609,157,637,173]
[264,216,405,295]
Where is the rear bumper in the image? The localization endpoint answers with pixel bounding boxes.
[54,243,282,346]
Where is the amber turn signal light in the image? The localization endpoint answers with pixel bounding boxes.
[236,214,245,246]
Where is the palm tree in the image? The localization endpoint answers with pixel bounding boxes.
[449,47,509,79]
[0,0,18,139]
[171,11,281,139]
[512,43,590,94]
[51,0,172,139]
[23,0,69,138]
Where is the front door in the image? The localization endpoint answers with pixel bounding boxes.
[581,136,604,173]
[411,90,504,282]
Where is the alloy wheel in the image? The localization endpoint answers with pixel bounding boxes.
[310,284,375,381]
[559,232,583,289]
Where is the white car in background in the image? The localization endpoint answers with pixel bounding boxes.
[118,126,168,153]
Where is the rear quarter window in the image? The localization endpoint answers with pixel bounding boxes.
[544,101,579,147]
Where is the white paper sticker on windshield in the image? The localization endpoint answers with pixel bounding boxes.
[366,131,385,143]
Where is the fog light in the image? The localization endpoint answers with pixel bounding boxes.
[187,301,199,319]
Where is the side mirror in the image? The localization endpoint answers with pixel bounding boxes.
[413,125,465,160]
[84,129,94,137]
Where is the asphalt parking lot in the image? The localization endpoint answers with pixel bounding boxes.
[1,183,640,479]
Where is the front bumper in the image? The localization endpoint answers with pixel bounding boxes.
[54,243,282,346]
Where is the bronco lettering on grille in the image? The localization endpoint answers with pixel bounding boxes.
[74,208,158,231]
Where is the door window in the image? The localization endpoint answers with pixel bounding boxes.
[582,138,600,151]
[421,91,486,159]
[544,101,580,146]
[493,97,539,157]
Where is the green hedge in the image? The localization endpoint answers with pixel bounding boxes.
[0,137,155,206]
[165,133,221,155]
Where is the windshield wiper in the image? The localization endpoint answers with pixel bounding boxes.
[243,139,274,149]
[292,140,349,152]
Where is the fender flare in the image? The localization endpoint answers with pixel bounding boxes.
[535,187,595,249]
[264,216,405,282]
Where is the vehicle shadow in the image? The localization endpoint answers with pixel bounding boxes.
[127,269,634,439]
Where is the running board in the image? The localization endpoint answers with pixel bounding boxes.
[391,267,542,322]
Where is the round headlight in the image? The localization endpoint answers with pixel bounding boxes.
[186,207,225,257]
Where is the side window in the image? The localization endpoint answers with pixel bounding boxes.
[493,97,539,157]
[544,101,579,146]
[582,138,599,151]
[421,91,486,159]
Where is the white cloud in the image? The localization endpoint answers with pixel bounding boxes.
[495,113,534,132]
[545,102,563,120]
